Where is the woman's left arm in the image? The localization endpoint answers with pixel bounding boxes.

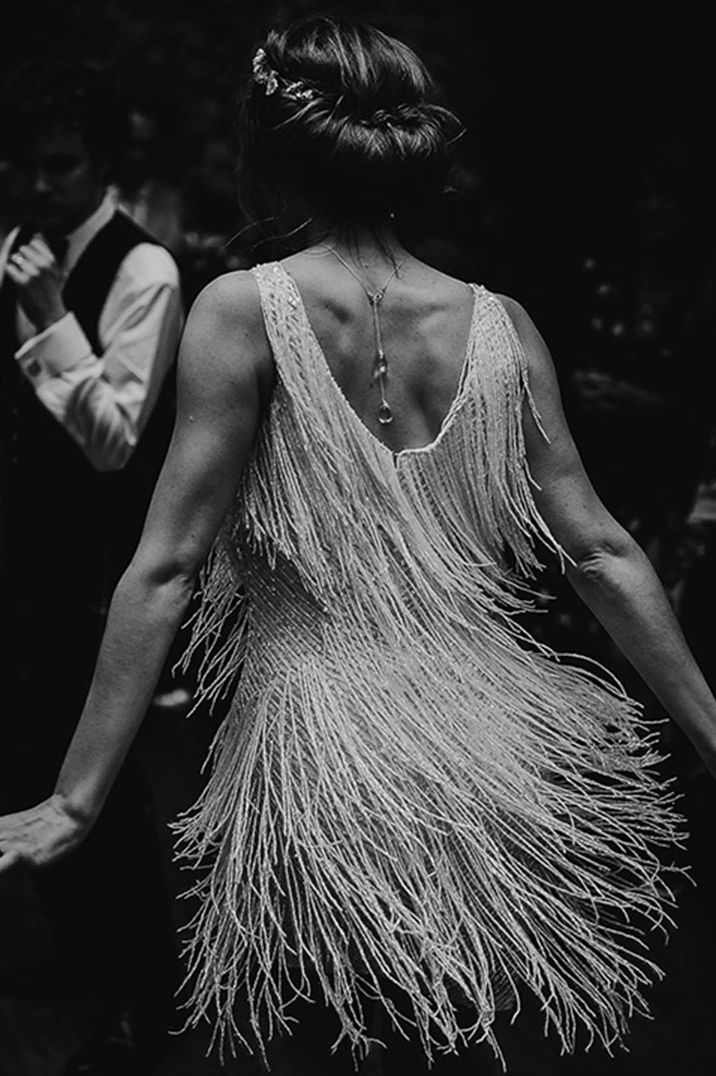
[502,295,716,777]
[0,271,272,870]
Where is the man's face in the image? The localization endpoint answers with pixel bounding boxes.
[11,124,107,235]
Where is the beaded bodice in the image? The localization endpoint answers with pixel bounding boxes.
[188,260,567,705]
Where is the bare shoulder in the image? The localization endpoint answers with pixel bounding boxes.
[189,269,265,339]
[181,270,273,396]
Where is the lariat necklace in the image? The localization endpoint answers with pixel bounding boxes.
[328,247,405,425]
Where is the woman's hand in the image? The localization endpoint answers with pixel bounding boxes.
[0,794,93,873]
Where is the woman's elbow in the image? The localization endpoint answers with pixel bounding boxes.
[565,528,645,588]
[130,543,200,591]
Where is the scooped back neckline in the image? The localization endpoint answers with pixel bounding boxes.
[272,260,481,462]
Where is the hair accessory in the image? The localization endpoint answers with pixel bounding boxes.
[252,48,317,102]
[252,48,279,95]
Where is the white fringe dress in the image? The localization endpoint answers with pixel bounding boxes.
[174,261,682,1066]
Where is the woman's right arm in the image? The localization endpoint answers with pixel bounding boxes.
[0,270,273,871]
[503,295,716,777]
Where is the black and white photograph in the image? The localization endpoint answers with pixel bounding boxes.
[1,3,714,1074]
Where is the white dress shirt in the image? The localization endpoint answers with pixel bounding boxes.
[0,192,184,472]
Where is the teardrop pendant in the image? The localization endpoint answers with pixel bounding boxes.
[327,248,406,428]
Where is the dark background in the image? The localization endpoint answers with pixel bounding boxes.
[2,2,715,1073]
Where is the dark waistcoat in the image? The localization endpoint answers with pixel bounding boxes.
[0,211,178,641]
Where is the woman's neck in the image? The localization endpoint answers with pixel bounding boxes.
[301,219,407,268]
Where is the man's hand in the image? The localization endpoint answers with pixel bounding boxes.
[5,234,67,330]
[0,794,93,872]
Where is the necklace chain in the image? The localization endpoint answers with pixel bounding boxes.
[327,247,405,426]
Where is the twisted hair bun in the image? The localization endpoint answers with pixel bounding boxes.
[238,16,463,233]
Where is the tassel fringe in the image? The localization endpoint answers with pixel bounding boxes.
[172,264,686,1069]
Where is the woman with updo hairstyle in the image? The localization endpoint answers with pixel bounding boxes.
[2,13,716,1076]
[236,17,462,246]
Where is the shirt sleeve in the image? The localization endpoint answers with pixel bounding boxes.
[15,243,184,472]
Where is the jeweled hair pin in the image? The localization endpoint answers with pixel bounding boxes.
[252,48,317,102]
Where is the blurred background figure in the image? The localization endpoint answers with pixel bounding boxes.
[0,58,183,1073]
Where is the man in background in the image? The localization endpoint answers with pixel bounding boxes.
[0,60,184,1072]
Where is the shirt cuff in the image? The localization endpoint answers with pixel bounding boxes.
[16,313,94,381]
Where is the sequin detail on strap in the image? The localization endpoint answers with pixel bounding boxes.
[173,261,684,1068]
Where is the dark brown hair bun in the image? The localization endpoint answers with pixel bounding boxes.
[237,15,463,239]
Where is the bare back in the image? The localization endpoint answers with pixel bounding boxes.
[282,251,476,455]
